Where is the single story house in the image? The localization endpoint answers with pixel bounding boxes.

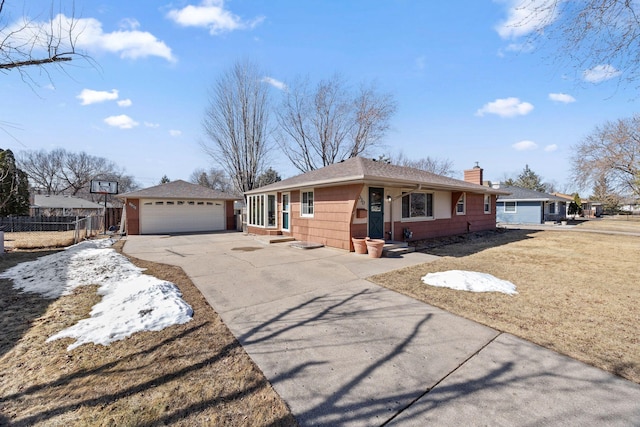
[118,180,241,235]
[30,195,104,217]
[496,185,566,224]
[244,157,509,251]
[551,192,603,218]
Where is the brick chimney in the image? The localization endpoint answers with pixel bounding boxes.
[464,162,483,185]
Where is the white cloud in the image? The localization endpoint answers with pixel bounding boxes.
[476,97,534,118]
[77,89,119,105]
[512,140,538,151]
[2,14,175,63]
[167,0,264,35]
[548,93,576,103]
[117,99,133,107]
[144,122,160,128]
[582,64,622,83]
[544,144,558,152]
[104,115,139,129]
[262,76,286,91]
[495,0,559,39]
[169,129,182,137]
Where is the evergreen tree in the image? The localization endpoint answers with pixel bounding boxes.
[568,193,583,218]
[159,175,171,184]
[255,168,282,188]
[514,165,546,192]
[0,149,30,216]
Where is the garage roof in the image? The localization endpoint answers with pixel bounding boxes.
[118,180,241,201]
[32,195,104,209]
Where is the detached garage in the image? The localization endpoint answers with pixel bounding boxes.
[118,180,241,235]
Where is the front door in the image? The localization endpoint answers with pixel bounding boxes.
[368,187,384,239]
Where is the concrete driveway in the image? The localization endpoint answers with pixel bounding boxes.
[123,232,640,426]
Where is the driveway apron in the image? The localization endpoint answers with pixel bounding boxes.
[123,233,640,426]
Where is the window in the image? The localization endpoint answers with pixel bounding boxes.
[484,195,491,214]
[166,201,174,205]
[456,193,465,215]
[155,201,164,205]
[505,201,516,213]
[267,194,276,227]
[301,190,314,216]
[247,194,265,226]
[402,192,433,219]
[549,202,555,214]
[177,201,184,205]
[282,193,290,230]
[247,194,277,227]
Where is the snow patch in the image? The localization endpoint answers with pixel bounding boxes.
[421,270,518,295]
[0,238,193,350]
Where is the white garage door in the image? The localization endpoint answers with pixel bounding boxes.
[140,199,225,234]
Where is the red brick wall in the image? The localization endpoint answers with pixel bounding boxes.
[393,193,496,241]
[125,198,140,235]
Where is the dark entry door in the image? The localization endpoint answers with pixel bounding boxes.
[368,187,384,239]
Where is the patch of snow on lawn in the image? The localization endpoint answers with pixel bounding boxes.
[421,270,518,295]
[0,238,193,350]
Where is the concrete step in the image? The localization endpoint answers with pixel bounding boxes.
[382,241,415,257]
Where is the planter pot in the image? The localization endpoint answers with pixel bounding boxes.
[352,237,368,254]
[365,239,385,258]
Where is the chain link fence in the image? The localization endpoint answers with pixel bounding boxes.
[2,215,104,250]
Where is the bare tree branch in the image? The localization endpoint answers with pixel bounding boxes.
[201,59,272,194]
[276,74,396,173]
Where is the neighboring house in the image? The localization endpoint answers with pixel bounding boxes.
[552,192,603,218]
[31,195,104,217]
[244,157,509,251]
[118,180,241,235]
[496,185,566,224]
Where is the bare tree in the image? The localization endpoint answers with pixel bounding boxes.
[572,115,640,197]
[189,167,232,193]
[505,1,640,86]
[202,59,271,194]
[17,148,139,197]
[0,1,88,82]
[276,74,396,173]
[389,152,456,177]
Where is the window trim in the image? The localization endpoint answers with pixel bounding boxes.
[484,194,491,214]
[456,193,466,215]
[504,201,517,213]
[301,189,314,217]
[401,191,434,221]
[281,192,290,231]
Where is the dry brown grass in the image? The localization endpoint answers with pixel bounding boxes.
[3,231,76,250]
[370,229,640,384]
[0,241,297,426]
[574,216,640,233]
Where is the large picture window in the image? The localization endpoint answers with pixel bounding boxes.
[402,192,433,219]
[301,190,314,216]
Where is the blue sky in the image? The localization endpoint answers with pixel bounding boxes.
[2,1,638,191]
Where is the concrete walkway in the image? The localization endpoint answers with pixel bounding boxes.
[123,232,640,426]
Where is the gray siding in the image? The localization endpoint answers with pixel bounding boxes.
[496,201,543,224]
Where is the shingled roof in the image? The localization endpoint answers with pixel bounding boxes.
[246,157,509,195]
[118,180,241,200]
[496,185,565,202]
[32,195,104,209]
